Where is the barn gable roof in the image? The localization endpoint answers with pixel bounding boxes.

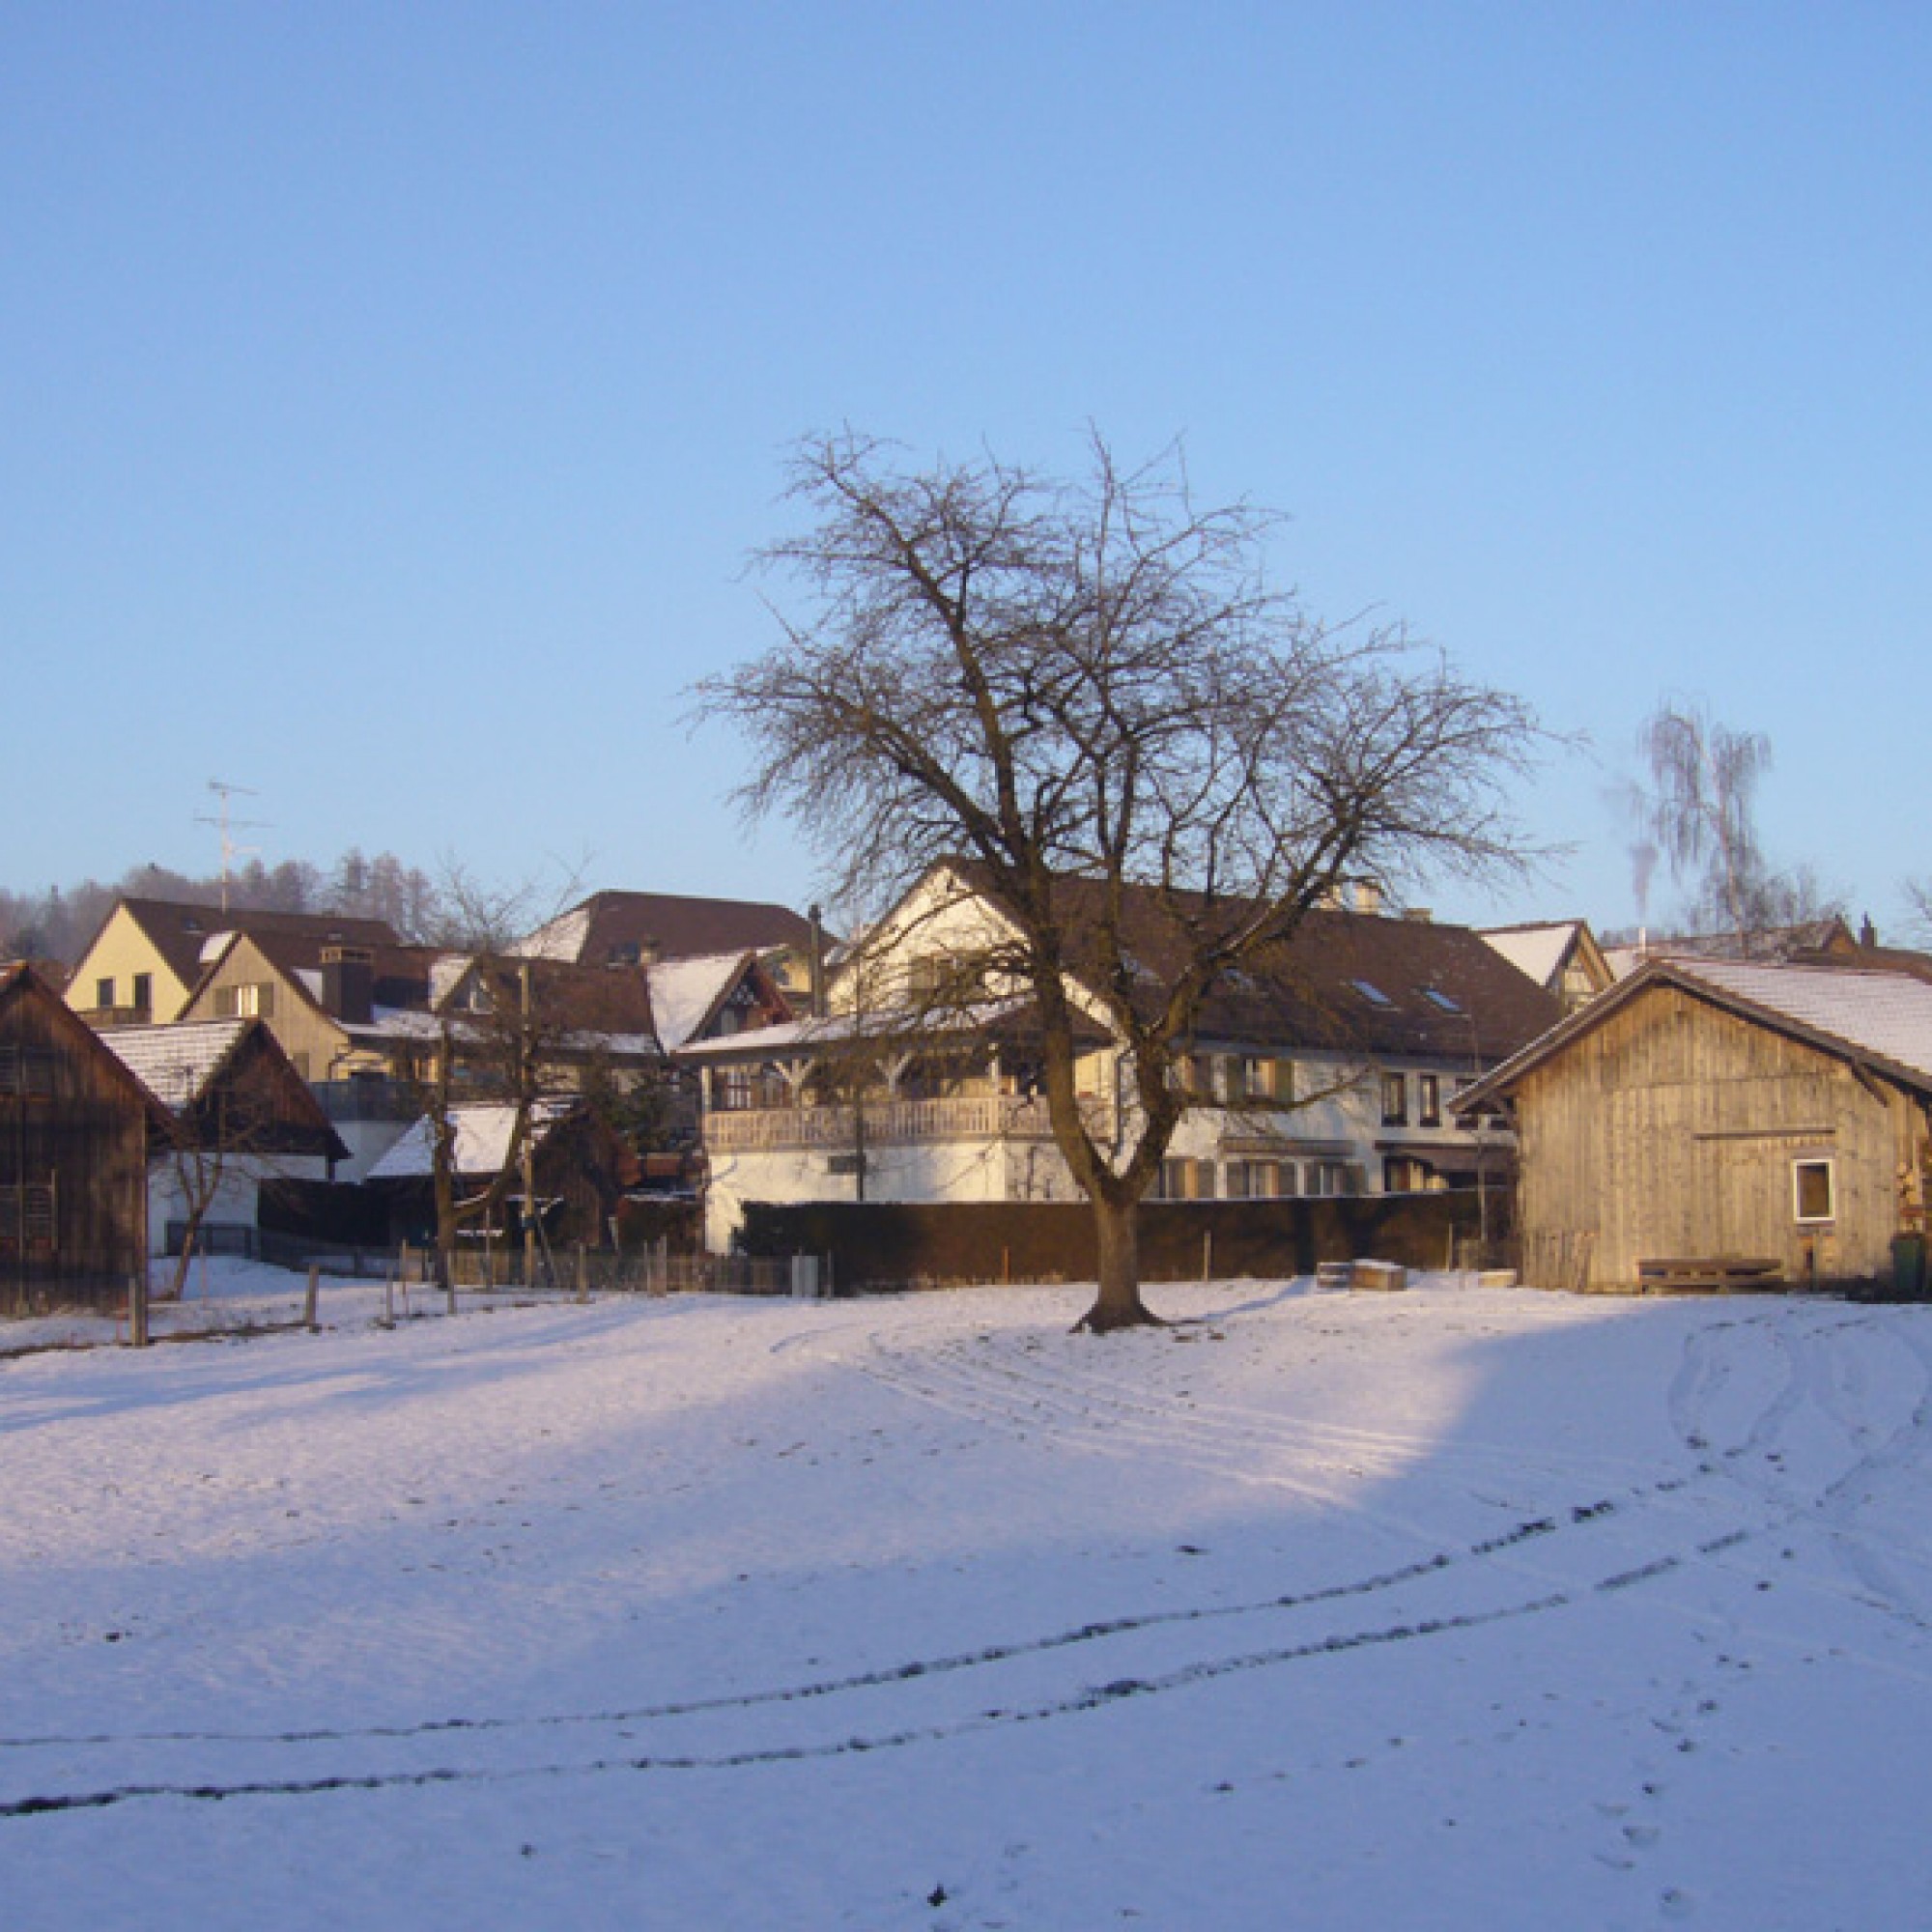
[1463,956,1932,1110]
[0,963,174,1131]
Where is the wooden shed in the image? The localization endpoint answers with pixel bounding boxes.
[2,963,170,1313]
[1463,958,1932,1293]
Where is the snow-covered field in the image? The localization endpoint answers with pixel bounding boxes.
[6,1264,1931,1930]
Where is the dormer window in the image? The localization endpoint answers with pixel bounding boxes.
[1352,979,1393,1008]
[1421,987,1463,1014]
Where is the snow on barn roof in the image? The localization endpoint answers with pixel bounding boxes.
[1469,954,1932,1111]
[367,1099,578,1181]
[98,1018,251,1108]
[1669,957,1932,1086]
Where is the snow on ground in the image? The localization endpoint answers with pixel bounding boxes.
[5,1265,1931,1930]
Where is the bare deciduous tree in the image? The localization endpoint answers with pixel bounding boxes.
[1635,700,1849,952]
[1637,701,1777,949]
[1904,876,1932,942]
[697,432,1541,1330]
[404,866,654,1294]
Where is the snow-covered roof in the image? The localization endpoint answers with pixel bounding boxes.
[99,1019,251,1108]
[674,995,1045,1061]
[507,905,592,963]
[1479,923,1577,989]
[647,951,750,1052]
[1669,958,1932,1086]
[366,1098,578,1181]
[1472,955,1932,1110]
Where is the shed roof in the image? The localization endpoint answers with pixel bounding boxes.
[367,1098,578,1181]
[1465,955,1932,1107]
[99,1018,252,1106]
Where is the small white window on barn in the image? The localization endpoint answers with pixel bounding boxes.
[1793,1158,1835,1225]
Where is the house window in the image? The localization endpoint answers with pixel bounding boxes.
[1380,1071,1407,1125]
[1224,1159,1251,1200]
[131,973,153,1012]
[1418,1073,1441,1127]
[715,1066,760,1113]
[1793,1158,1835,1225]
[1157,1157,1215,1200]
[96,977,115,1009]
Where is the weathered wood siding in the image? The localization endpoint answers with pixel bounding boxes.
[3,973,151,1312]
[1514,983,1913,1291]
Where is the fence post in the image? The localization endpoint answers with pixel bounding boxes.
[576,1242,588,1303]
[127,1270,149,1349]
[303,1264,321,1333]
[380,1268,395,1329]
[1203,1229,1212,1282]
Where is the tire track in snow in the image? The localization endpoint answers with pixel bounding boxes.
[11,1296,1882,1823]
[0,1588,1574,1820]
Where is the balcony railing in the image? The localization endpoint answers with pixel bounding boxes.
[705,1093,1109,1152]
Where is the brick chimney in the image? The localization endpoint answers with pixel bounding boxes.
[321,945,375,1024]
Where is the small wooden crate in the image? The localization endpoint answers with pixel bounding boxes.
[1350,1260,1407,1293]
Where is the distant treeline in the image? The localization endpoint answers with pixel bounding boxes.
[1,849,448,964]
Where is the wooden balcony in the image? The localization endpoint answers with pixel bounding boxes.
[705,1093,1109,1152]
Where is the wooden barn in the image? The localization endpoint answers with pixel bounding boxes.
[365,1096,629,1256]
[99,1017,349,1257]
[1,963,169,1314]
[1463,957,1932,1293]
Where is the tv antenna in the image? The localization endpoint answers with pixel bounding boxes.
[197,780,271,913]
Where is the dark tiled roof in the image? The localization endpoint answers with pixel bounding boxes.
[953,866,1562,1065]
[234,928,439,1013]
[1790,942,1932,986]
[110,897,406,990]
[554,891,817,965]
[448,956,660,1037]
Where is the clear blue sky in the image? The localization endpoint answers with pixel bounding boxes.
[7,3,1926,936]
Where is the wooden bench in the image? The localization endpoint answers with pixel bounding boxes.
[1636,1256,1785,1295]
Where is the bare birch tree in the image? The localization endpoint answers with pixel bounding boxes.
[696,433,1541,1330]
[1637,701,1778,949]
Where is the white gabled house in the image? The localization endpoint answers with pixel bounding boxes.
[680,862,1563,1254]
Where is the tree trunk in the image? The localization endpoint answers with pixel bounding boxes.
[1076,1189,1160,1332]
